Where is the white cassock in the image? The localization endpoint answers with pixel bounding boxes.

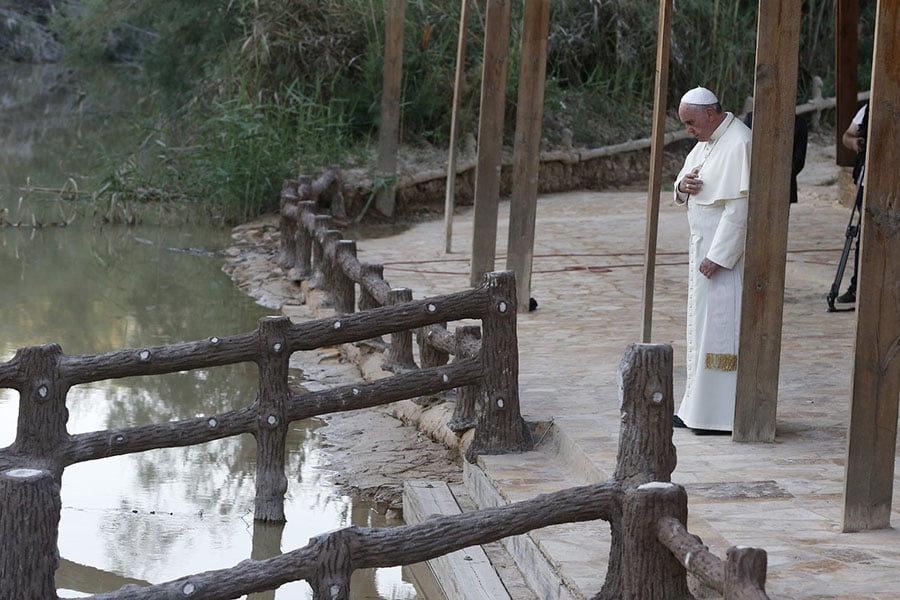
[673,113,751,431]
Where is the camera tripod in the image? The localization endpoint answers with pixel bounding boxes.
[826,185,863,312]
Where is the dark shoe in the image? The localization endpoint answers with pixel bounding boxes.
[673,415,687,428]
[836,290,856,303]
[693,428,732,436]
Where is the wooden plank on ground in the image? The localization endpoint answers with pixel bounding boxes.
[374,0,405,217]
[470,0,512,286]
[733,0,802,442]
[505,0,550,311]
[639,0,673,343]
[403,480,513,600]
[842,0,900,533]
[444,0,472,254]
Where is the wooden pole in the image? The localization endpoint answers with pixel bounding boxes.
[834,0,860,168]
[444,0,472,253]
[505,0,550,311]
[842,0,900,532]
[733,0,802,442]
[255,317,292,522]
[639,0,673,343]
[375,0,405,217]
[469,0,512,287]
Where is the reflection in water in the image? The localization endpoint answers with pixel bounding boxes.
[1,61,437,597]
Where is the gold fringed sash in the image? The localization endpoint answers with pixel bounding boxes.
[705,352,738,371]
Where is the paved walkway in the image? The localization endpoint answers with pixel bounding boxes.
[337,139,900,599]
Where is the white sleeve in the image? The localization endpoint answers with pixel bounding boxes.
[706,195,748,269]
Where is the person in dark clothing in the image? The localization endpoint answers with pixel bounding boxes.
[742,111,809,204]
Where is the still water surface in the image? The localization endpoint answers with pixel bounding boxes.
[1,62,433,598]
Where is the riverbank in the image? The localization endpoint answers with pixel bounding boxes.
[222,219,466,518]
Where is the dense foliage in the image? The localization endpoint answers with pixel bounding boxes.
[58,0,876,223]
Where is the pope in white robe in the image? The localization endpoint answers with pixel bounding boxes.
[673,87,752,433]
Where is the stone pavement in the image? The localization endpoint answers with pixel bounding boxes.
[330,139,900,599]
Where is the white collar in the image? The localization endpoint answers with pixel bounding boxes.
[707,112,735,143]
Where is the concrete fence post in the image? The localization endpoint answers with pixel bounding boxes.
[333,240,357,314]
[621,482,692,599]
[0,468,61,599]
[448,325,481,433]
[293,200,317,278]
[466,271,532,460]
[309,215,333,289]
[382,288,417,372]
[254,316,292,522]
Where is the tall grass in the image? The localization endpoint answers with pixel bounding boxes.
[58,0,876,222]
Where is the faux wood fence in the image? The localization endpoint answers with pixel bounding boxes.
[278,168,524,452]
[0,341,771,599]
[0,265,532,598]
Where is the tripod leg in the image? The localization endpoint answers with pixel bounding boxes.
[827,197,861,312]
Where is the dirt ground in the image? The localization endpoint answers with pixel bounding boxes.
[222,128,847,521]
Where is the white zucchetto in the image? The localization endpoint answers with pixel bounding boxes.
[680,87,719,105]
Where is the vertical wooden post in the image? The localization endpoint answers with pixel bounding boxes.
[505,0,550,311]
[444,0,472,253]
[842,0,900,532]
[309,215,333,290]
[466,271,532,460]
[255,317,292,522]
[834,0,859,168]
[417,324,449,368]
[469,0,512,286]
[0,468,61,599]
[601,343,676,599]
[294,200,317,278]
[724,546,768,600]
[620,483,691,600]
[318,230,343,305]
[639,0,673,343]
[448,325,481,433]
[383,288,418,372]
[333,240,357,315]
[358,263,386,346]
[733,0,802,443]
[374,0,405,217]
[278,206,299,270]
[358,264,385,311]
[10,344,69,469]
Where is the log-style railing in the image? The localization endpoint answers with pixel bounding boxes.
[278,168,525,452]
[0,264,532,598]
[0,341,771,599]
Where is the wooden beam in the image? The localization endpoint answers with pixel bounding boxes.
[639,0,673,343]
[732,0,802,442]
[505,0,551,311]
[842,0,900,533]
[834,0,860,167]
[444,0,473,254]
[470,0,512,287]
[375,0,405,217]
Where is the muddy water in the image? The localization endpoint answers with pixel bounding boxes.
[0,63,436,598]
